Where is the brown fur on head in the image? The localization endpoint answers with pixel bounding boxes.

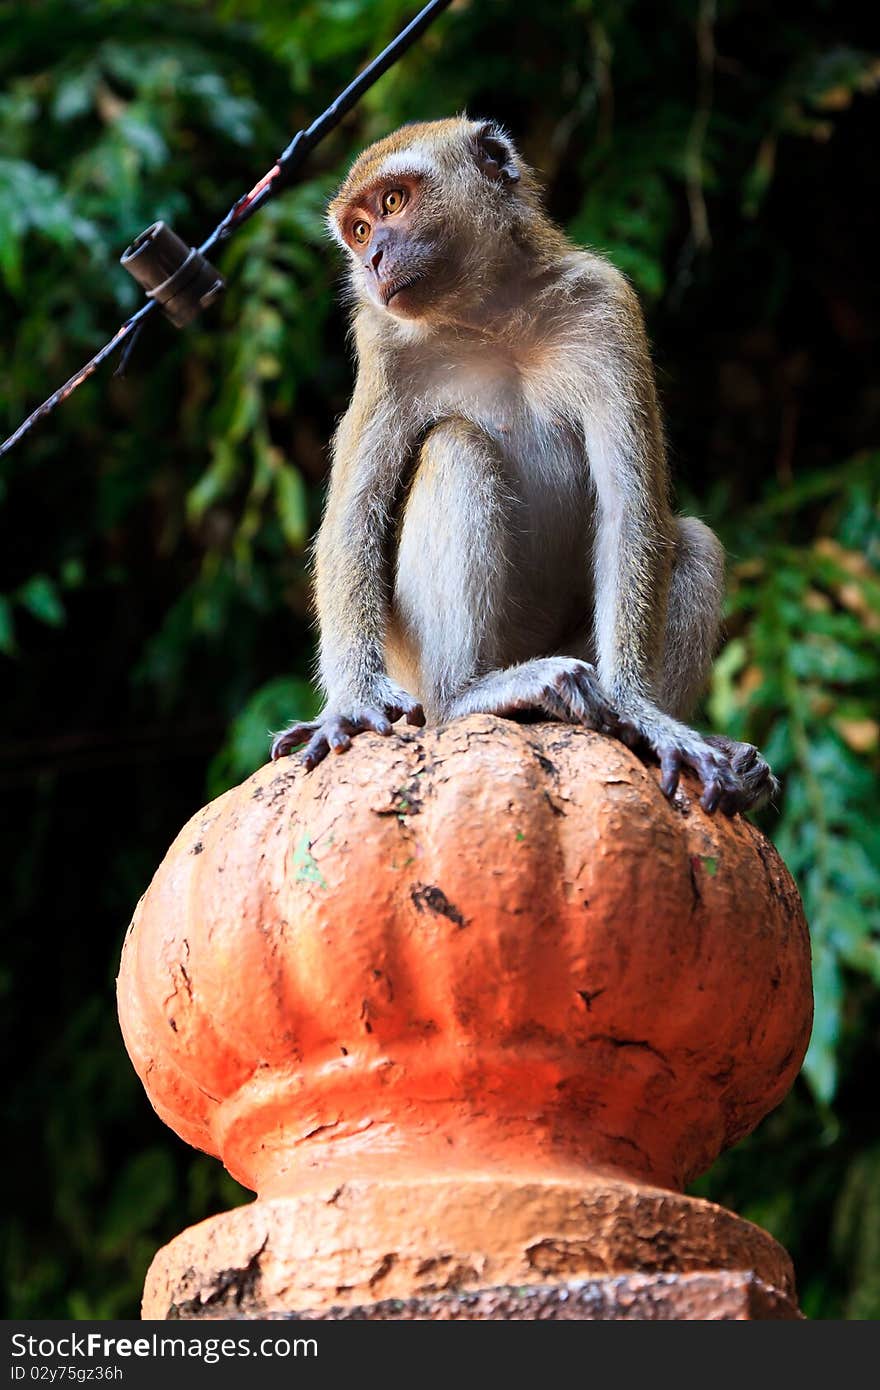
[327,116,558,325]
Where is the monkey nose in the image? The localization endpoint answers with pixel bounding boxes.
[370,245,384,272]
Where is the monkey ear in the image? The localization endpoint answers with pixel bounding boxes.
[473,123,520,186]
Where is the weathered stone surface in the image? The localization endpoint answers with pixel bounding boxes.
[298,1274,801,1321]
[142,1178,797,1319]
[119,716,812,1198]
[120,717,812,1322]
[178,1274,800,1321]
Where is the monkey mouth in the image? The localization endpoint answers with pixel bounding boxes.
[382,274,422,307]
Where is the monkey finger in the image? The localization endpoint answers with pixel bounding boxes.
[558,670,612,731]
[570,670,618,731]
[328,726,352,753]
[686,746,738,808]
[718,787,745,817]
[699,777,725,814]
[540,684,576,724]
[726,760,777,815]
[589,704,619,733]
[659,748,681,799]
[404,702,426,726]
[598,705,622,735]
[553,672,587,723]
[301,730,331,771]
[271,722,317,760]
[359,708,393,736]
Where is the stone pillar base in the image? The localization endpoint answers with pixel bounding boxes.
[197,1275,798,1321]
[142,1176,801,1321]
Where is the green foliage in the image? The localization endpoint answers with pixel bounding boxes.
[833,1143,880,1320]
[207,673,320,795]
[707,456,880,1103]
[1,0,878,1321]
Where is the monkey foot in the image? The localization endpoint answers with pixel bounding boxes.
[653,740,743,816]
[447,657,619,732]
[619,726,776,816]
[271,684,425,770]
[611,702,776,816]
[702,734,779,814]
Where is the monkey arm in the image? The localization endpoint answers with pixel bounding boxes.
[315,375,411,698]
[272,370,424,767]
[581,287,740,813]
[585,328,674,707]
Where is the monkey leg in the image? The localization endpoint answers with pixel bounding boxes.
[652,516,777,812]
[390,418,517,718]
[658,516,725,722]
[392,419,616,730]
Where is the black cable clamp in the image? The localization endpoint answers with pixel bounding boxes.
[120,222,224,328]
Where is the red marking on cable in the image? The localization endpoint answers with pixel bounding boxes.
[239,165,281,215]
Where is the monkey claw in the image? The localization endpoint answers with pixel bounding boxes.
[271,688,425,769]
[648,733,777,817]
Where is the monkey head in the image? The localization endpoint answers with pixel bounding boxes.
[328,117,543,325]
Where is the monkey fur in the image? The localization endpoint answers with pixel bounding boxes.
[271,117,776,815]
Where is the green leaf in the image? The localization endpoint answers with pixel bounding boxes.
[707,637,747,727]
[0,596,16,655]
[187,439,240,522]
[99,1150,176,1255]
[116,111,169,171]
[52,68,99,123]
[803,942,843,1104]
[207,675,321,795]
[16,574,65,627]
[275,462,309,549]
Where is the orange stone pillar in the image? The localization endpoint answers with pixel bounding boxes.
[117,715,812,1320]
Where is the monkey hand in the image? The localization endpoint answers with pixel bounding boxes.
[702,734,779,813]
[270,680,425,770]
[615,701,776,815]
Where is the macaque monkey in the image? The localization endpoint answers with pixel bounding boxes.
[271,117,775,814]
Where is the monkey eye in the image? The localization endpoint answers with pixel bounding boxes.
[381,188,406,215]
[352,219,371,244]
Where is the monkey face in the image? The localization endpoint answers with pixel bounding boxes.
[328,117,532,324]
[333,174,440,317]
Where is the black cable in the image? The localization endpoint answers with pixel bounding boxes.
[0,0,453,458]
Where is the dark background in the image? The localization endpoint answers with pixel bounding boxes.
[1,0,878,1318]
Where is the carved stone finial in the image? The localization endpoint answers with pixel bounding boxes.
[118,716,812,1319]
